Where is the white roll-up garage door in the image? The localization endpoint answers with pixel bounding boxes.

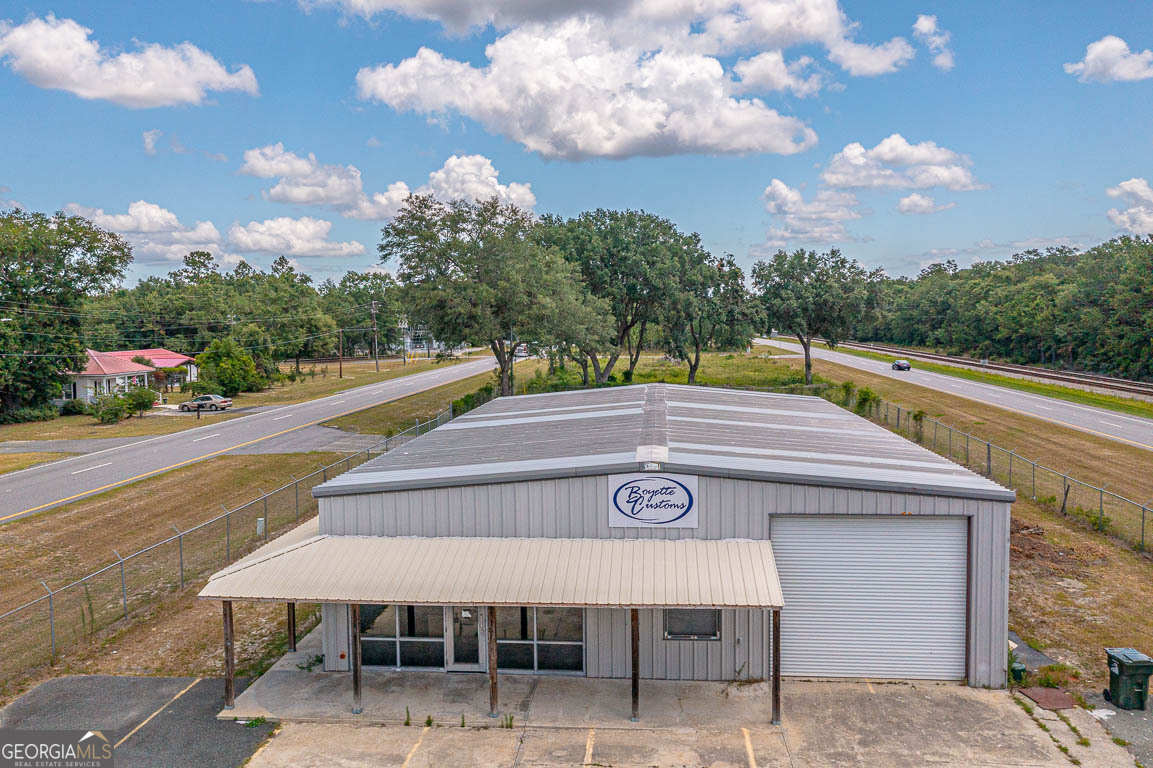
[771,515,967,680]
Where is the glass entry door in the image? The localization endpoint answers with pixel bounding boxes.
[445,606,486,671]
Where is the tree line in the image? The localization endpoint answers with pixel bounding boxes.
[7,200,1148,423]
[854,237,1153,381]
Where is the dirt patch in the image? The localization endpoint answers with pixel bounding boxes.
[1010,498,1153,691]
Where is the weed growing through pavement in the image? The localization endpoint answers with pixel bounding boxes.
[404,706,410,726]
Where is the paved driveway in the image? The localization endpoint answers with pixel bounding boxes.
[0,675,271,768]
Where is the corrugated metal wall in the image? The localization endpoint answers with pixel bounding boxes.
[318,475,1008,686]
[585,608,772,680]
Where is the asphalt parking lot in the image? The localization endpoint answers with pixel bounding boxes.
[0,675,271,768]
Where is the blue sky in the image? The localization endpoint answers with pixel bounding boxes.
[1,0,1151,284]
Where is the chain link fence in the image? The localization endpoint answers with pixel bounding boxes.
[858,395,1150,551]
[0,406,453,694]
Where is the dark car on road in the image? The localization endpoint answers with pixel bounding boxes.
[891,359,912,371]
[180,394,233,411]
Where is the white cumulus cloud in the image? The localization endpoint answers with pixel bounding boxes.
[821,133,983,191]
[1065,35,1153,82]
[350,1,918,160]
[65,200,228,264]
[1106,177,1153,233]
[733,52,823,97]
[241,143,537,220]
[912,14,953,71]
[227,216,366,258]
[0,14,259,107]
[759,178,861,247]
[897,192,954,214]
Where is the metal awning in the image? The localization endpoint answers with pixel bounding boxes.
[199,533,784,609]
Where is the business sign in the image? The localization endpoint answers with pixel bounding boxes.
[1,730,114,767]
[608,473,698,528]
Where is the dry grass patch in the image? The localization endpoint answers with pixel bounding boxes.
[0,452,71,475]
[0,452,342,614]
[1010,498,1153,691]
[0,411,241,442]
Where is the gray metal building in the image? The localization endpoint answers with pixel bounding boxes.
[201,383,1013,717]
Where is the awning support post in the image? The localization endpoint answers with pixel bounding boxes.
[287,603,297,652]
[771,608,781,726]
[488,606,499,717]
[223,601,235,710]
[630,608,640,722]
[350,604,363,714]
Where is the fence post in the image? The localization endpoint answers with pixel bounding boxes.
[346,456,351,471]
[173,525,184,590]
[965,433,970,466]
[222,504,231,563]
[948,427,952,460]
[933,420,938,452]
[1008,451,1013,487]
[986,441,992,478]
[1031,461,1036,500]
[1099,486,1105,531]
[260,489,270,538]
[41,580,55,661]
[291,475,300,522]
[114,549,128,620]
[1142,502,1150,552]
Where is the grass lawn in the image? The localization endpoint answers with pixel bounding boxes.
[789,338,1153,420]
[164,356,469,408]
[327,358,541,435]
[0,410,242,443]
[0,452,72,475]
[0,357,470,444]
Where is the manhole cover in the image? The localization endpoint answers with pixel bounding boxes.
[1019,687,1075,710]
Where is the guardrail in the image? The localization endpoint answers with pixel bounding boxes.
[0,407,453,696]
[834,339,1153,397]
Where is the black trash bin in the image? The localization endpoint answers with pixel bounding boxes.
[1104,647,1153,710]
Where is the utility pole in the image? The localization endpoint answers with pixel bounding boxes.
[370,300,380,372]
[338,328,343,379]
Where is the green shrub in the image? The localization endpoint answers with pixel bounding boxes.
[124,386,156,417]
[59,399,89,416]
[181,380,223,396]
[854,387,879,416]
[90,392,130,424]
[0,404,59,424]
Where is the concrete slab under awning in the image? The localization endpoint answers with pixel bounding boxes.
[198,531,784,610]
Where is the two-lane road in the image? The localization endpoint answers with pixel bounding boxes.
[1,358,496,523]
[761,338,1153,453]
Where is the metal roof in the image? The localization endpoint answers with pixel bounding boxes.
[313,383,1014,502]
[199,531,784,609]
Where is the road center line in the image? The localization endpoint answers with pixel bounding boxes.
[191,433,220,442]
[114,678,201,749]
[1035,405,1053,411]
[331,400,346,404]
[1101,421,1124,428]
[70,462,112,475]
[272,414,293,421]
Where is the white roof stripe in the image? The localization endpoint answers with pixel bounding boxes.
[440,408,643,430]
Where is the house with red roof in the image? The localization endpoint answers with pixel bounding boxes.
[104,348,199,384]
[61,350,155,403]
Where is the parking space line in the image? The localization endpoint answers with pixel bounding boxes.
[583,728,595,765]
[70,462,111,475]
[401,726,429,768]
[742,727,757,768]
[114,678,201,749]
